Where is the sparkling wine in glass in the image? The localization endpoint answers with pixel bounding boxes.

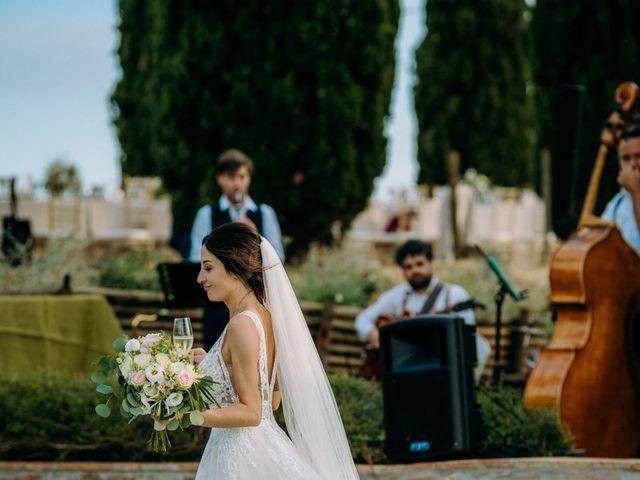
[173,317,193,355]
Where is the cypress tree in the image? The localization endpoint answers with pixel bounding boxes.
[112,0,399,255]
[414,0,534,186]
[532,0,640,234]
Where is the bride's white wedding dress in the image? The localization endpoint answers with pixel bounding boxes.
[195,310,322,479]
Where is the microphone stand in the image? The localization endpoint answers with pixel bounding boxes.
[492,283,508,385]
[474,245,526,385]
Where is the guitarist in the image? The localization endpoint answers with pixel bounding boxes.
[355,240,480,379]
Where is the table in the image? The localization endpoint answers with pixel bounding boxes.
[0,294,124,374]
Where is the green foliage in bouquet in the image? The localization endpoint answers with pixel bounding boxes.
[91,332,216,451]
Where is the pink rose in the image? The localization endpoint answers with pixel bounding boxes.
[131,371,146,386]
[178,370,195,389]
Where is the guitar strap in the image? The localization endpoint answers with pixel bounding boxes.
[419,282,445,314]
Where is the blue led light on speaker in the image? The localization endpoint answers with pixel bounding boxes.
[409,441,430,452]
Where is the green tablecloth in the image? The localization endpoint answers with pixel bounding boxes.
[0,294,124,374]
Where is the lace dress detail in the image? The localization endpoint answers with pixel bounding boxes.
[195,310,323,480]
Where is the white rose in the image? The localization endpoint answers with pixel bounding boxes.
[118,357,133,378]
[170,361,192,375]
[142,333,162,348]
[134,353,153,368]
[155,353,171,368]
[125,338,141,352]
[165,392,184,408]
[145,364,165,384]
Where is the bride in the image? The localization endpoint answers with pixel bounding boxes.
[187,222,359,479]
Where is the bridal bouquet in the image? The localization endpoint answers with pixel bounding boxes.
[91,332,217,451]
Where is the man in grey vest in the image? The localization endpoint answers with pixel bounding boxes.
[189,149,285,262]
[189,149,285,349]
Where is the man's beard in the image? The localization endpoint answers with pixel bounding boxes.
[409,275,431,290]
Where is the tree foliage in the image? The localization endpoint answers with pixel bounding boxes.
[414,0,535,186]
[44,159,81,197]
[532,0,640,233]
[111,0,399,255]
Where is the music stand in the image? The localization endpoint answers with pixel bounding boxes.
[130,262,207,337]
[157,261,208,308]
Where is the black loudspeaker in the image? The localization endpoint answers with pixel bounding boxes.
[380,315,482,462]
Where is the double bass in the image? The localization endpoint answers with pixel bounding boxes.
[524,82,640,457]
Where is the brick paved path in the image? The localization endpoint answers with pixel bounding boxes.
[1,458,640,479]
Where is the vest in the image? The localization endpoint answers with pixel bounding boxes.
[211,202,264,234]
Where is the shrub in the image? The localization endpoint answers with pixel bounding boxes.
[0,371,384,462]
[329,373,385,463]
[0,236,97,294]
[0,372,571,462]
[289,246,393,308]
[96,247,179,291]
[0,371,207,461]
[477,383,573,456]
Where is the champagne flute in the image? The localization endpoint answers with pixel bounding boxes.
[173,317,194,356]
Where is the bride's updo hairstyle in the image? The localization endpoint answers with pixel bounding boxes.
[202,222,265,302]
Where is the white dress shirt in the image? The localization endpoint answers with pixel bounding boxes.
[354,276,475,341]
[602,189,640,251]
[189,195,285,262]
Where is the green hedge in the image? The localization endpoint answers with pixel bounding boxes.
[477,383,572,456]
[96,247,180,291]
[0,372,570,462]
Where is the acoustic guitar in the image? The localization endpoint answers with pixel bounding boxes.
[360,298,480,380]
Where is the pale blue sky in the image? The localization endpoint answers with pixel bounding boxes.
[0,0,425,202]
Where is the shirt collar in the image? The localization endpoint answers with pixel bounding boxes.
[219,195,258,212]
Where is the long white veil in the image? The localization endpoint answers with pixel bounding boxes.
[260,238,359,480]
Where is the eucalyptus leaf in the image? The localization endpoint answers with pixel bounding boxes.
[120,407,133,418]
[167,419,180,431]
[91,371,108,384]
[112,336,127,352]
[190,411,204,426]
[96,384,113,394]
[130,407,144,416]
[98,356,111,369]
[95,403,111,418]
[121,399,131,413]
[127,392,140,407]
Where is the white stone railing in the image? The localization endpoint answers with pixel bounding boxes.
[0,196,172,243]
[348,186,547,262]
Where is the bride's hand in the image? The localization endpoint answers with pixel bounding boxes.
[151,412,183,431]
[188,348,207,365]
